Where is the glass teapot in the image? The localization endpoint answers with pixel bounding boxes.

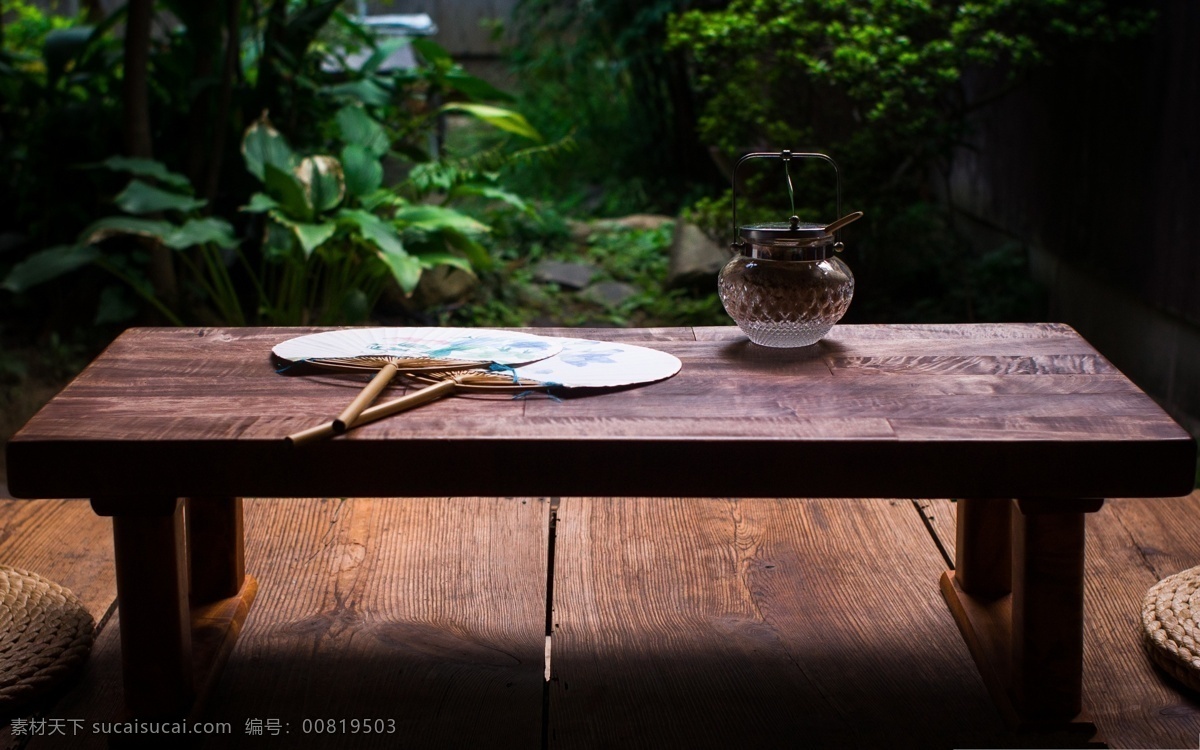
[718,151,858,348]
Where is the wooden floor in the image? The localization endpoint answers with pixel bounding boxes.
[1,493,1199,749]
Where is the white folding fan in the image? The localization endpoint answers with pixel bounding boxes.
[286,337,683,443]
[274,327,563,444]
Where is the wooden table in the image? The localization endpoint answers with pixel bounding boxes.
[7,324,1195,731]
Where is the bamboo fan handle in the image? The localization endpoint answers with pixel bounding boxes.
[287,378,459,447]
[333,362,399,432]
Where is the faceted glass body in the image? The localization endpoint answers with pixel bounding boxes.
[718,249,854,348]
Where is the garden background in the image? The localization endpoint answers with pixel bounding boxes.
[2,0,1197,490]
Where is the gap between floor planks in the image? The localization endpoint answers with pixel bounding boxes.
[5,494,1200,749]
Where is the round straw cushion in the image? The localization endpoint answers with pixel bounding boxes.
[1142,566,1200,692]
[0,565,95,716]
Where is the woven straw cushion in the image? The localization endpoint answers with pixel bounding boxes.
[1142,566,1200,692]
[0,565,95,716]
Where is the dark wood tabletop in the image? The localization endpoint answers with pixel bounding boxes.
[7,323,1195,501]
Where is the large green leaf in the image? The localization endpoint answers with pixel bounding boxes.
[357,37,410,75]
[440,103,542,142]
[323,79,392,107]
[448,184,531,213]
[264,162,313,221]
[335,105,389,157]
[412,249,473,274]
[100,156,192,191]
[340,144,383,198]
[410,38,453,66]
[376,248,422,295]
[269,211,336,257]
[82,216,177,245]
[292,223,337,257]
[43,27,93,85]
[338,209,403,256]
[164,218,238,250]
[296,156,345,214]
[442,229,492,270]
[441,69,515,103]
[242,192,280,214]
[115,180,207,215]
[2,244,100,293]
[393,205,488,235]
[243,116,296,181]
[337,210,421,294]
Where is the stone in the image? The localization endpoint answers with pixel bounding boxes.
[411,265,478,309]
[581,281,639,307]
[667,220,731,289]
[533,260,597,290]
[595,214,675,232]
[568,215,675,244]
[567,220,594,245]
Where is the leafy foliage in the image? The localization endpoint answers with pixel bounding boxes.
[669,0,1153,173]
[1,1,544,328]
[443,214,726,329]
[668,0,1153,322]
[503,0,725,216]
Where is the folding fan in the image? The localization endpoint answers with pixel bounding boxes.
[286,337,683,444]
[274,327,563,444]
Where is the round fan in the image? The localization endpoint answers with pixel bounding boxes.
[275,327,563,442]
[289,337,683,443]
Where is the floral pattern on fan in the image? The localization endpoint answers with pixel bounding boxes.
[496,338,681,389]
[287,336,683,445]
[357,335,558,363]
[272,327,563,370]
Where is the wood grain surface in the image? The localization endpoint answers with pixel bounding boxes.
[924,492,1200,749]
[7,325,1194,501]
[0,499,114,618]
[546,496,1106,749]
[7,493,1200,748]
[197,496,550,749]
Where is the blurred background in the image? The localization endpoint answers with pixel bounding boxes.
[1,0,1197,487]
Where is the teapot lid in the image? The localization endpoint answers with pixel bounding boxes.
[738,215,831,243]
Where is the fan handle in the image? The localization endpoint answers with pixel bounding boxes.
[333,363,400,432]
[287,378,459,446]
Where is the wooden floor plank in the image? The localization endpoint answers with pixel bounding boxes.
[0,499,115,749]
[16,497,548,749]
[922,492,1200,749]
[547,497,1064,749]
[197,496,549,749]
[9,492,1200,748]
[914,498,957,570]
[0,499,114,620]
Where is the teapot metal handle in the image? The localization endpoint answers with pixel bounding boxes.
[730,150,841,248]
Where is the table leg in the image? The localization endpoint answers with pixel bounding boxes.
[1011,498,1103,722]
[955,498,1011,597]
[92,497,194,717]
[940,496,1104,734]
[92,496,258,719]
[183,496,257,714]
[186,497,245,604]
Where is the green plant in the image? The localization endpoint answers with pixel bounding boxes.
[3,102,543,327]
[1,4,547,328]
[668,0,1151,322]
[444,216,726,329]
[669,0,1153,173]
[240,110,491,324]
[503,0,724,216]
[3,156,243,325]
